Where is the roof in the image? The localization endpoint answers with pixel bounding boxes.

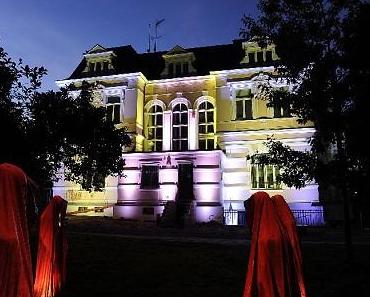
[67,39,277,80]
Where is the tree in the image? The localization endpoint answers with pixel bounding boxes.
[241,1,370,261]
[252,138,317,189]
[0,45,131,198]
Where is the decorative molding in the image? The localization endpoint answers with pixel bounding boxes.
[56,72,147,88]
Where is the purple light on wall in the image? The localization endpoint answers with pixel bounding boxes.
[194,185,221,203]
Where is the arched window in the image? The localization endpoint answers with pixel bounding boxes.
[147,105,163,151]
[172,103,188,151]
[198,101,215,150]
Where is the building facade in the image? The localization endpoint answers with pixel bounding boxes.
[54,39,322,225]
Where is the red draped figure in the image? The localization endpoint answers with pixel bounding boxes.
[272,194,306,297]
[243,191,306,297]
[0,163,36,297]
[34,196,68,297]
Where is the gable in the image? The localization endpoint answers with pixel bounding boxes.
[166,45,187,55]
[86,44,107,54]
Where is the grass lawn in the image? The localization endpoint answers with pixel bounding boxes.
[55,230,370,297]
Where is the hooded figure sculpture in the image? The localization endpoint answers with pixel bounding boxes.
[243,191,305,297]
[0,163,36,297]
[271,194,306,297]
[34,196,68,297]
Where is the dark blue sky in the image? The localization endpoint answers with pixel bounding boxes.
[0,0,258,90]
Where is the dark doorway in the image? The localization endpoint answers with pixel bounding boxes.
[177,163,193,197]
[175,163,194,227]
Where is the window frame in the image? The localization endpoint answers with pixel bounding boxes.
[172,102,188,151]
[146,104,163,152]
[235,88,253,120]
[106,96,121,124]
[198,100,215,150]
[140,164,160,189]
[273,87,291,118]
[251,162,281,190]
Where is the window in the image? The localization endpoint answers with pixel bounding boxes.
[96,62,102,73]
[147,104,163,151]
[257,51,263,63]
[183,62,189,75]
[142,207,154,215]
[273,88,291,118]
[89,62,95,72]
[106,96,121,124]
[235,89,253,120]
[103,61,109,71]
[265,50,273,63]
[248,52,255,64]
[141,165,159,189]
[172,103,188,151]
[251,161,281,189]
[168,63,174,77]
[198,101,215,150]
[199,139,214,150]
[274,104,291,118]
[175,63,181,76]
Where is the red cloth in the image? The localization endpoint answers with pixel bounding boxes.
[34,196,68,297]
[271,195,306,297]
[0,163,34,297]
[243,191,297,297]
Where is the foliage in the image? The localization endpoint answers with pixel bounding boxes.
[252,138,316,189]
[241,1,370,197]
[0,46,131,191]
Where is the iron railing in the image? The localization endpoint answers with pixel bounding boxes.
[291,209,325,226]
[224,209,325,226]
[223,210,246,226]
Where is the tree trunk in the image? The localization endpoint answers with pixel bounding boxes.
[336,133,353,263]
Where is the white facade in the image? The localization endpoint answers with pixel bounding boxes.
[54,40,322,225]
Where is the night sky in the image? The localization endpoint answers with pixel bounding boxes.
[0,0,258,90]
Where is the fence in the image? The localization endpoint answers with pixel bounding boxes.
[223,210,246,226]
[224,209,324,226]
[291,209,325,226]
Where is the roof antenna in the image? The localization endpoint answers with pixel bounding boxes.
[148,18,165,53]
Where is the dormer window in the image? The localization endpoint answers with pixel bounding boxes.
[183,62,189,75]
[257,51,263,63]
[103,61,109,71]
[161,45,196,78]
[96,62,102,73]
[248,53,255,64]
[175,63,181,76]
[241,40,279,65]
[168,63,174,77]
[83,44,116,75]
[265,51,273,62]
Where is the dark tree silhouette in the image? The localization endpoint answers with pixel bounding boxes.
[241,1,370,261]
[0,46,130,194]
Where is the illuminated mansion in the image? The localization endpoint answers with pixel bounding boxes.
[54,39,320,224]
